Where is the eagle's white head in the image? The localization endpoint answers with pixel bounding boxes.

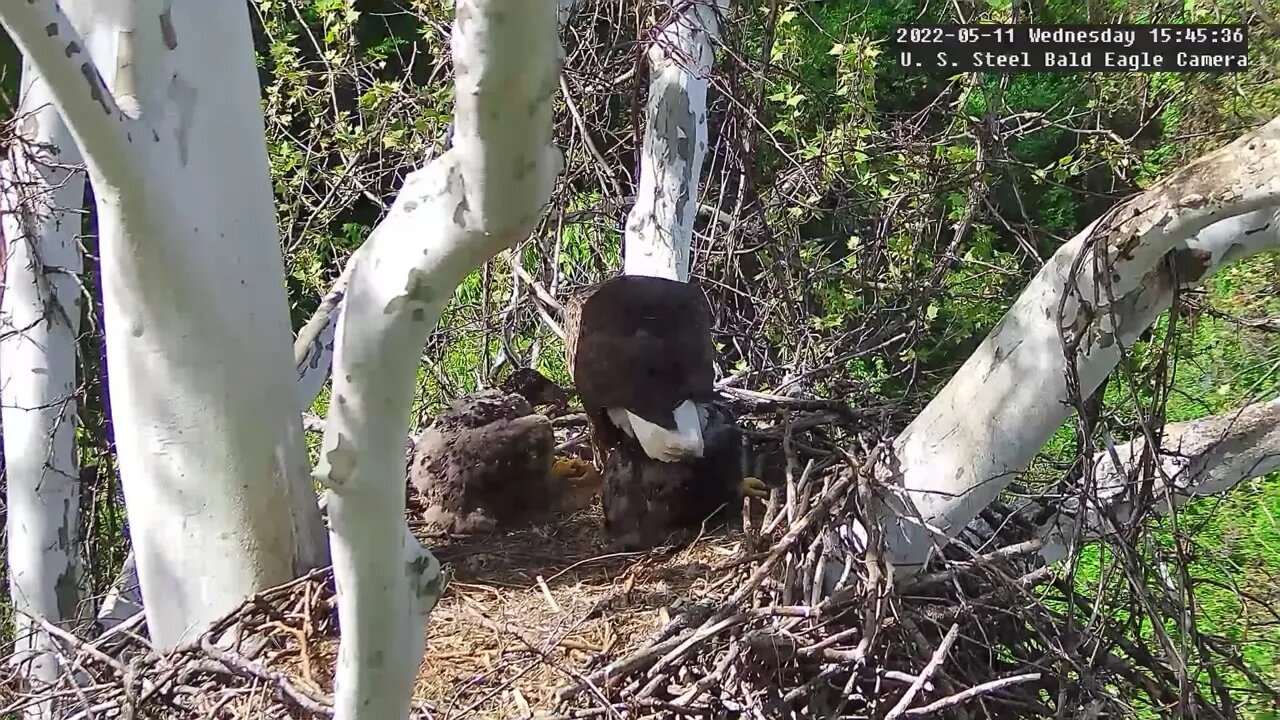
[607,400,705,463]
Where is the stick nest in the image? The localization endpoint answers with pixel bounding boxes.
[2,408,1258,719]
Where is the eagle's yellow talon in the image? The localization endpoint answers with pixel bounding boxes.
[739,476,768,498]
[552,456,600,485]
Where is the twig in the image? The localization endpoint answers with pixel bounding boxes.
[719,386,858,417]
[537,575,562,613]
[904,672,1042,716]
[199,637,333,715]
[884,623,960,720]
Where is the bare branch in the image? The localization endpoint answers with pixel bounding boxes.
[1037,396,1280,563]
[0,0,139,188]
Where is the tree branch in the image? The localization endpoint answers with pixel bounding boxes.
[1035,396,1280,564]
[293,249,361,411]
[0,0,139,189]
[872,115,1280,577]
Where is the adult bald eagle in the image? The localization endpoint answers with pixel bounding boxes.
[408,369,569,535]
[564,275,766,548]
[564,274,717,464]
[601,402,753,549]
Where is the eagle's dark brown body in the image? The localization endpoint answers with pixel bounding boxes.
[563,275,747,548]
[409,384,556,535]
[564,275,718,460]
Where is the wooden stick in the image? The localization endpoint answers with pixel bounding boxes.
[884,623,960,720]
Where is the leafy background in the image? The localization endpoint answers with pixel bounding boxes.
[0,0,1278,715]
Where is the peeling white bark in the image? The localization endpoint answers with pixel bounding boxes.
[1036,396,1280,564]
[314,0,562,716]
[294,256,357,412]
[622,0,726,281]
[0,0,328,649]
[97,303,343,633]
[1,54,86,720]
[94,553,143,631]
[873,118,1280,578]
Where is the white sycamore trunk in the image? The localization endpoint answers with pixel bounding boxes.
[872,121,1280,578]
[313,0,562,716]
[96,298,348,634]
[1,53,86,719]
[1035,396,1280,564]
[623,0,727,282]
[290,0,587,404]
[0,0,328,649]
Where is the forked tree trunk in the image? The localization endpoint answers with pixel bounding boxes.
[0,53,86,720]
[870,129,1280,579]
[313,0,563,716]
[0,0,328,649]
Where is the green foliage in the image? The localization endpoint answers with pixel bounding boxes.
[256,0,453,330]
[0,0,1278,706]
[1032,251,1280,714]
[0,29,17,113]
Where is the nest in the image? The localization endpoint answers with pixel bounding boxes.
[1,406,1247,719]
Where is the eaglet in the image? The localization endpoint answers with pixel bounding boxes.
[408,368,570,535]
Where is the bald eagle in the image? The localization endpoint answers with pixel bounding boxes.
[564,275,766,549]
[564,274,717,465]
